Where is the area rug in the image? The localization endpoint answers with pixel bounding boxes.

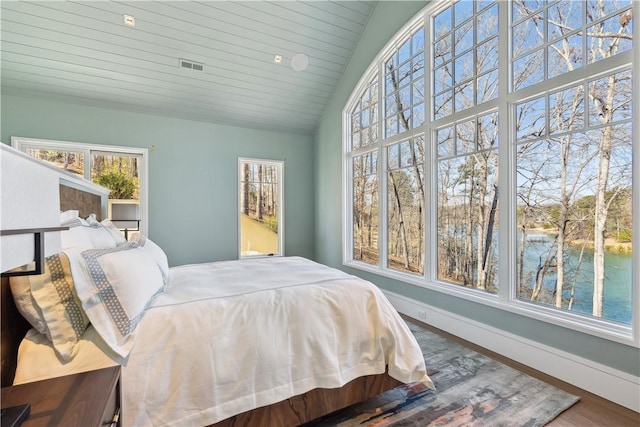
[305,320,580,426]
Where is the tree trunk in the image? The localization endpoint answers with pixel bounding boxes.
[257,165,263,221]
[389,172,410,269]
[592,123,613,317]
[475,159,488,290]
[242,163,250,215]
[359,179,366,259]
[481,179,498,288]
[464,170,475,287]
[367,181,375,247]
[532,241,556,301]
[569,243,587,310]
[410,146,425,273]
[555,141,569,309]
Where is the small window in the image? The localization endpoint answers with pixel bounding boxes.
[13,137,147,239]
[239,158,284,258]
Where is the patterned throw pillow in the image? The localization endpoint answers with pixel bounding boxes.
[28,252,91,362]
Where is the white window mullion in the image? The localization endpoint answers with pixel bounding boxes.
[342,122,352,264]
[342,155,351,264]
[632,0,640,345]
[378,60,388,271]
[83,148,91,181]
[497,0,512,303]
[424,6,435,283]
[379,144,388,271]
[427,127,439,283]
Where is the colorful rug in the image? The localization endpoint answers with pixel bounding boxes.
[305,320,580,426]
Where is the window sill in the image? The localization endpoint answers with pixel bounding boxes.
[344,260,637,348]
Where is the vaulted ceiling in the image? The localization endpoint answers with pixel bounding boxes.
[0,1,377,134]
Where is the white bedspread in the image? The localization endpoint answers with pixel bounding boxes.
[16,256,432,426]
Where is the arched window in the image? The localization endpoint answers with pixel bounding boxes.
[343,0,636,345]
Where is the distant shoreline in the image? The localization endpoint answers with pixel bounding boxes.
[522,228,633,255]
[569,239,632,255]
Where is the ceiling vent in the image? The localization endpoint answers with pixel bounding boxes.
[179,59,204,72]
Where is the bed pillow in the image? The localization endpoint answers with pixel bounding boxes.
[60,210,80,223]
[66,244,164,358]
[87,226,117,248]
[130,234,169,283]
[61,215,120,250]
[9,276,48,336]
[84,216,119,249]
[24,252,91,362]
[86,215,127,246]
[60,217,94,251]
[11,209,91,338]
[11,213,97,341]
[101,219,127,246]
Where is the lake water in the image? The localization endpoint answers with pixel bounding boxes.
[518,233,632,325]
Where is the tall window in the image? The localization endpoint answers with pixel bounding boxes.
[512,1,634,323]
[239,158,283,258]
[344,0,636,343]
[13,137,148,237]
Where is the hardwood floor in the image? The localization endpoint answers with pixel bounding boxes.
[405,316,640,427]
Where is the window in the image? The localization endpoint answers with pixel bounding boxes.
[436,112,499,292]
[344,0,636,344]
[13,137,148,237]
[239,158,283,258]
[388,136,425,274]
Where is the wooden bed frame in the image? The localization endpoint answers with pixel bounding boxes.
[1,181,400,426]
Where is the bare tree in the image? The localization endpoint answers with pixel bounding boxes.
[242,163,250,216]
[514,0,633,317]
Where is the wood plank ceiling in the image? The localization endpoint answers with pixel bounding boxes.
[0,1,377,134]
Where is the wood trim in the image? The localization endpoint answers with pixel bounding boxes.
[1,277,31,387]
[210,373,401,427]
[1,366,121,426]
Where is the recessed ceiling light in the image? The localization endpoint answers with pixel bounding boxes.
[291,53,309,72]
[274,54,282,64]
[124,14,135,27]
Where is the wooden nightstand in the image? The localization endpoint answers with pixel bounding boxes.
[1,366,121,427]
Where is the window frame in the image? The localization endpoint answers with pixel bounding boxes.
[342,0,639,347]
[238,157,284,259]
[12,136,149,237]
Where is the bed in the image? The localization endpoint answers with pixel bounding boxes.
[1,167,433,426]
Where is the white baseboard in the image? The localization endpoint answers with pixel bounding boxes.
[383,290,640,412]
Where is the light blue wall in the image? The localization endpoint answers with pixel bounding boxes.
[1,94,315,266]
[313,1,640,376]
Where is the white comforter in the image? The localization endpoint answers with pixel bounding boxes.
[16,256,432,426]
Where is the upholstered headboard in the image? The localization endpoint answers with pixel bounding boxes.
[59,182,105,221]
[1,180,108,386]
